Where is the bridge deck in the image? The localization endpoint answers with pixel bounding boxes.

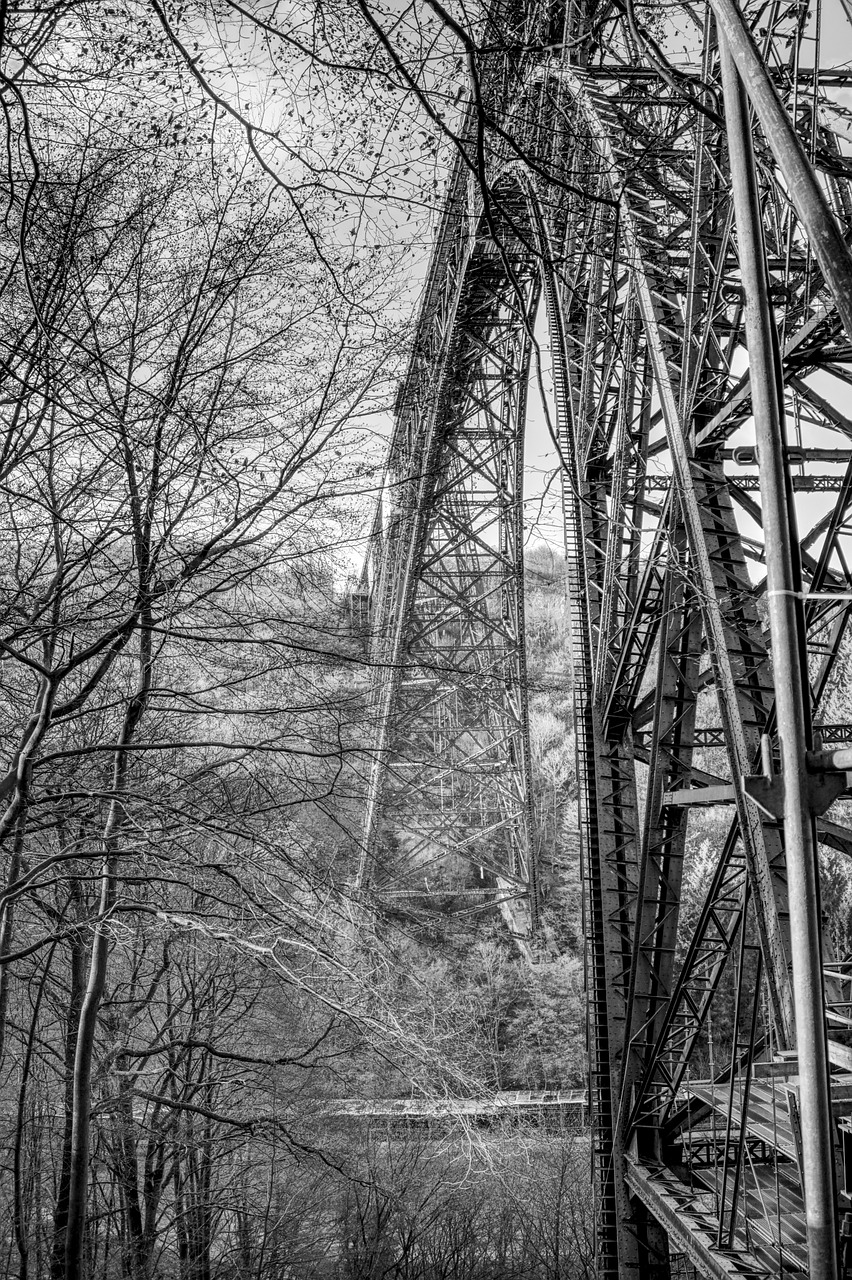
[626,1160,793,1279]
[687,1080,799,1163]
[659,1071,852,1273]
[702,1162,807,1273]
[629,1156,809,1276]
[320,1088,587,1120]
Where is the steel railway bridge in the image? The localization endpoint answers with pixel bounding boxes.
[354,0,852,1272]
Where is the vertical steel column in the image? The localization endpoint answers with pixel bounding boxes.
[709,0,852,338]
[720,40,840,1280]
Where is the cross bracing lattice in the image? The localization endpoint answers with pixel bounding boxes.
[357,0,852,1273]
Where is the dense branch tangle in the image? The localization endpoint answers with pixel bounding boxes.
[360,0,852,1274]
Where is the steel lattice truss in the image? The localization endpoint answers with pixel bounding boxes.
[358,0,852,1273]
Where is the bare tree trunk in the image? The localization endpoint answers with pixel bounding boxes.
[64,878,112,1280]
[14,940,57,1280]
[173,1149,190,1280]
[0,659,62,1063]
[141,1099,170,1273]
[0,782,32,1066]
[112,1085,147,1280]
[65,614,153,1280]
[52,881,86,1280]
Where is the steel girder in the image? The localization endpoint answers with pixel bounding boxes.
[358,165,545,945]
[360,0,852,1274]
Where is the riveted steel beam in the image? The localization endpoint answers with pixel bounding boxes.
[721,39,839,1274]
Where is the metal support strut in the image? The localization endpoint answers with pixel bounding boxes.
[361,0,852,1271]
[720,36,840,1278]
